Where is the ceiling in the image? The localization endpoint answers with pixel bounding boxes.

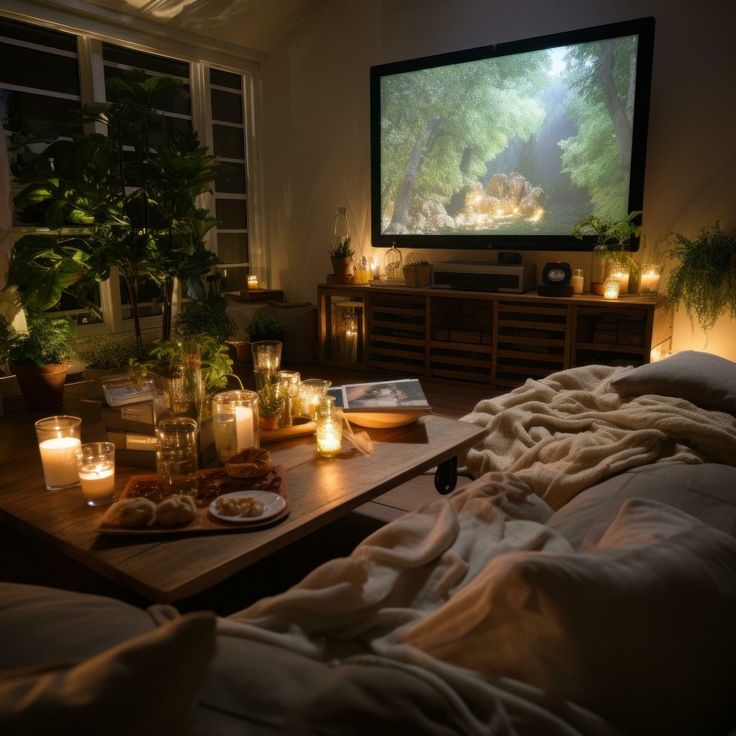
[85,0,326,54]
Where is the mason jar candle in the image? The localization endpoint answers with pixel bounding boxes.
[211,390,260,463]
[603,278,621,300]
[75,442,116,507]
[315,397,343,458]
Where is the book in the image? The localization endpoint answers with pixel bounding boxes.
[327,378,430,414]
[102,379,154,407]
[107,430,158,452]
[101,401,155,434]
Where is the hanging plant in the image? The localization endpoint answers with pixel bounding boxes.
[666,221,736,331]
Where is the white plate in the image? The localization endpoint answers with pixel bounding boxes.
[209,491,286,524]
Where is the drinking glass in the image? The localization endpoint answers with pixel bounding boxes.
[35,415,82,491]
[75,442,116,507]
[277,370,301,428]
[155,417,199,494]
[251,340,282,372]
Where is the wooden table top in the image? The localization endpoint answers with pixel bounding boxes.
[0,391,485,603]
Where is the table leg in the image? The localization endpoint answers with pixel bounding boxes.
[434,456,457,495]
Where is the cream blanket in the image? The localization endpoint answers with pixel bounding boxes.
[461,364,736,509]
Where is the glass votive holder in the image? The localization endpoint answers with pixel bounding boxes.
[277,370,301,428]
[603,278,621,300]
[211,390,259,463]
[75,442,116,507]
[299,378,332,420]
[315,397,343,458]
[639,263,662,297]
[606,260,630,294]
[251,340,282,371]
[247,274,259,290]
[571,267,584,294]
[35,415,82,491]
[155,416,199,495]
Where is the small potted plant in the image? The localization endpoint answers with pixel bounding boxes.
[247,311,285,344]
[76,335,145,380]
[329,240,355,277]
[257,381,283,431]
[6,310,76,410]
[572,212,641,295]
[666,221,736,331]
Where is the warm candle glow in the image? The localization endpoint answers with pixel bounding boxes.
[39,437,81,489]
[247,274,259,290]
[639,264,661,297]
[571,268,584,295]
[78,464,115,503]
[234,405,255,448]
[316,422,342,457]
[603,279,620,300]
[608,269,629,294]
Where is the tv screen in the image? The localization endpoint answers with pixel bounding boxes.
[370,18,654,251]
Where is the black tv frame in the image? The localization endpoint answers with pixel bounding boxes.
[370,17,655,252]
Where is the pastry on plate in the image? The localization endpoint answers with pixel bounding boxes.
[155,494,197,526]
[102,497,156,528]
[224,447,272,478]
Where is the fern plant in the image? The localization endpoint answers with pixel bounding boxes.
[666,221,736,331]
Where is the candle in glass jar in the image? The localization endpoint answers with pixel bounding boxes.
[235,405,255,449]
[571,268,584,294]
[39,437,81,488]
[317,426,342,456]
[603,279,620,300]
[639,264,661,296]
[247,274,259,290]
[608,267,629,294]
[79,464,115,501]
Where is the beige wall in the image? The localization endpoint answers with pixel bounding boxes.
[261,0,736,359]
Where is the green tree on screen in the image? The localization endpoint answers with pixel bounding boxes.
[382,54,548,230]
[559,36,638,220]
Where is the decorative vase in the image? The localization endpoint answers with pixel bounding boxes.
[10,361,68,410]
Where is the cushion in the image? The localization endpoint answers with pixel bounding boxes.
[402,499,736,736]
[547,462,736,549]
[610,350,736,414]
[0,601,215,736]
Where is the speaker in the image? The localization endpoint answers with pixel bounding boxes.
[497,252,522,265]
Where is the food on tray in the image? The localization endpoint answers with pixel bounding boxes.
[214,495,265,518]
[155,494,197,526]
[224,447,273,478]
[102,497,156,528]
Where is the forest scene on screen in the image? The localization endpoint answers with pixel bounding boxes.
[380,35,638,236]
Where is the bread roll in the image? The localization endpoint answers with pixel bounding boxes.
[102,497,156,528]
[155,494,197,526]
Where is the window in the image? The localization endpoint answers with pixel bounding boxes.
[0,11,260,334]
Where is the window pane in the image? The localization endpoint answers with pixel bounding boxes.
[102,43,189,78]
[2,91,82,138]
[211,89,242,124]
[215,162,246,194]
[104,66,191,117]
[215,199,247,230]
[217,232,249,264]
[212,124,244,159]
[220,265,249,292]
[0,45,79,96]
[209,68,241,90]
[0,17,77,52]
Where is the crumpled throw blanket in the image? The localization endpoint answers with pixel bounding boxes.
[460,364,736,509]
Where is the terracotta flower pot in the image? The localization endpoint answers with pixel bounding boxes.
[10,362,68,411]
[331,256,353,277]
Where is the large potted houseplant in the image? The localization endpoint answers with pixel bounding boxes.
[8,70,219,345]
[666,221,736,331]
[4,310,75,410]
[572,212,641,295]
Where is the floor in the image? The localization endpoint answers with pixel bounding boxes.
[1,366,496,614]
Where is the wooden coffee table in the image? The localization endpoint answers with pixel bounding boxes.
[0,399,484,603]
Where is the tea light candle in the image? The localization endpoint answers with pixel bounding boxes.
[603,279,620,300]
[639,264,661,296]
[39,437,81,489]
[608,267,629,294]
[247,275,259,290]
[78,464,115,502]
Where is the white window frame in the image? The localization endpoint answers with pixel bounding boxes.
[0,4,265,337]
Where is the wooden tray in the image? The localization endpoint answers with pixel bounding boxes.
[260,418,316,444]
[96,466,288,536]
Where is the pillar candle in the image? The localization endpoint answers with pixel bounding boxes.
[234,406,255,449]
[39,437,81,488]
[78,464,115,501]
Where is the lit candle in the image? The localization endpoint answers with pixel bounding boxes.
[639,264,661,296]
[234,405,255,449]
[247,275,259,290]
[603,279,620,300]
[316,422,342,457]
[571,268,584,294]
[39,437,81,489]
[608,267,629,294]
[78,464,115,503]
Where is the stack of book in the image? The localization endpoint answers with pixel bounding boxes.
[102,398,216,469]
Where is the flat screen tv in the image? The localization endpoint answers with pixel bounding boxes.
[370,17,654,252]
